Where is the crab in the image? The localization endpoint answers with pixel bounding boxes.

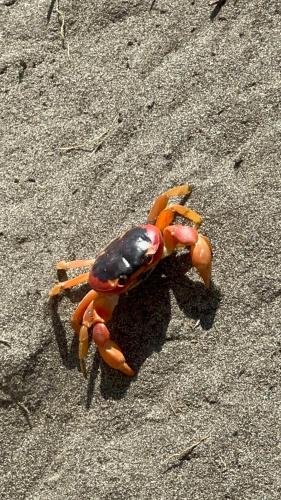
[49,184,212,377]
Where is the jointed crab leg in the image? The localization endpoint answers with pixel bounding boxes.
[79,300,94,378]
[91,295,135,376]
[147,184,192,224]
[73,292,135,377]
[71,289,98,333]
[49,260,95,296]
[56,259,95,270]
[49,272,89,297]
[155,204,202,231]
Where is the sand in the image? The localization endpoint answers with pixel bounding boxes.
[0,0,280,498]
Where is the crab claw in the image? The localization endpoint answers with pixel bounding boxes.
[98,340,135,377]
[93,323,135,376]
[190,234,212,288]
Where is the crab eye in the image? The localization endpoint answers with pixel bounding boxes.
[118,275,128,285]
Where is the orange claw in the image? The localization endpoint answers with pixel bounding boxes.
[190,234,213,287]
[98,340,135,377]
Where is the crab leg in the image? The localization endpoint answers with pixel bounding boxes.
[163,225,212,287]
[155,204,202,231]
[147,184,192,225]
[78,300,95,378]
[71,290,97,377]
[71,289,98,333]
[49,272,89,296]
[56,259,95,270]
[91,295,135,377]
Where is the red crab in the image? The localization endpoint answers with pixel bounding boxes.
[49,185,212,377]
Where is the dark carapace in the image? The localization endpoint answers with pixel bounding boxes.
[88,224,163,294]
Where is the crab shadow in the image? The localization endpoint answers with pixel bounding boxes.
[49,255,221,406]
[48,275,90,373]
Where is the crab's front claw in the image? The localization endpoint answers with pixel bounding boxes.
[98,341,135,377]
[190,234,212,288]
[93,323,135,376]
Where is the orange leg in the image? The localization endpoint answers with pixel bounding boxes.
[78,300,95,378]
[91,295,135,377]
[49,272,89,297]
[156,204,202,232]
[71,289,98,333]
[74,292,114,378]
[71,292,134,377]
[56,259,95,270]
[147,184,192,225]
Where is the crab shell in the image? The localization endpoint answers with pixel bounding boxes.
[88,224,163,294]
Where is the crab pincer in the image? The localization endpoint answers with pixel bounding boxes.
[93,323,135,376]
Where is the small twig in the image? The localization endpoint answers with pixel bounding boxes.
[0,339,11,348]
[0,386,33,429]
[55,0,65,48]
[16,401,33,429]
[58,131,108,153]
[58,117,119,153]
[163,434,210,466]
[168,402,178,416]
[56,1,65,41]
[55,0,70,56]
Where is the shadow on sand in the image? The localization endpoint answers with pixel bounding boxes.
[49,254,221,408]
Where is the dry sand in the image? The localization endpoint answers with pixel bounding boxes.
[0,0,281,499]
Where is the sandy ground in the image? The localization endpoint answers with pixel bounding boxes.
[0,0,281,498]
